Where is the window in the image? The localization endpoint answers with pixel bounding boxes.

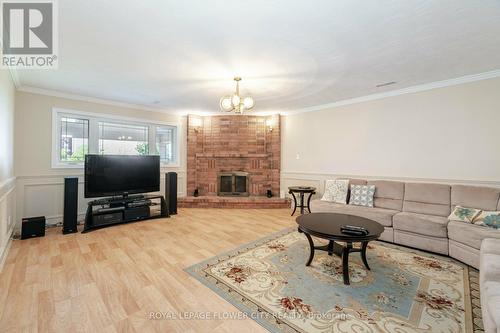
[155,125,176,163]
[98,121,149,155]
[59,116,89,162]
[52,109,179,168]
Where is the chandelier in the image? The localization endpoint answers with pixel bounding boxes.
[219,77,255,113]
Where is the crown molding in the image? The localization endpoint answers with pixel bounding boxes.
[14,68,500,116]
[16,86,280,116]
[284,69,500,115]
[16,85,185,115]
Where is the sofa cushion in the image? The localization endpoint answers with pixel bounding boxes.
[448,206,482,223]
[341,178,367,203]
[481,238,500,256]
[480,253,500,282]
[481,281,500,333]
[310,199,344,213]
[473,211,500,229]
[403,183,451,217]
[347,178,367,186]
[310,199,397,227]
[367,180,404,211]
[451,184,500,211]
[448,221,500,250]
[321,179,349,204]
[348,185,375,207]
[393,212,448,238]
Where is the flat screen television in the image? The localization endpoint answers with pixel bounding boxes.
[85,154,160,198]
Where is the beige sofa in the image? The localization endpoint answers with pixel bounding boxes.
[480,238,500,333]
[310,178,500,267]
[310,178,500,333]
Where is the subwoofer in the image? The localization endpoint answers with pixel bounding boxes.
[165,172,177,215]
[21,216,46,240]
[63,177,78,234]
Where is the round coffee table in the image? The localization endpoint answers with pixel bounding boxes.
[296,212,384,285]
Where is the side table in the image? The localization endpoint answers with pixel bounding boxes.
[288,186,316,216]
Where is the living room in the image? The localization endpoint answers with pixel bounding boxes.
[1,1,499,332]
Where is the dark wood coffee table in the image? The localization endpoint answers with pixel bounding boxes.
[296,212,384,285]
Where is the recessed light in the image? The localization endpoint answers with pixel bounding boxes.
[376,81,397,88]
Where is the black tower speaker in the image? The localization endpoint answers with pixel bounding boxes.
[165,172,177,215]
[63,177,78,234]
[21,216,45,239]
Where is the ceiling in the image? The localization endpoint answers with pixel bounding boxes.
[15,0,500,114]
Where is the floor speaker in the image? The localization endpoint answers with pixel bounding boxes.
[165,172,177,215]
[63,177,79,234]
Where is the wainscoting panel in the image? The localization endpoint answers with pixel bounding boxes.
[281,171,500,199]
[279,177,322,200]
[15,170,186,229]
[0,177,16,270]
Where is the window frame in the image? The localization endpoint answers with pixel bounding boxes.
[52,108,181,169]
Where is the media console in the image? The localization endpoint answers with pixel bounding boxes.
[83,194,168,233]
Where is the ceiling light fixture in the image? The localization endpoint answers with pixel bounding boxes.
[219,77,254,113]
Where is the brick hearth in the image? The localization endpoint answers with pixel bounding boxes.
[178,196,290,209]
[186,114,282,207]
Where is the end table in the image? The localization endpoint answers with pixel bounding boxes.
[288,186,316,216]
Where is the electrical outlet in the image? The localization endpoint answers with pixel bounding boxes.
[296,153,300,160]
[7,215,11,228]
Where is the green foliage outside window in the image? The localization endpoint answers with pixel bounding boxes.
[135,143,149,155]
[61,144,88,161]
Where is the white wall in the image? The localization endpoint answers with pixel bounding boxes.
[281,77,500,196]
[14,91,187,228]
[0,69,16,267]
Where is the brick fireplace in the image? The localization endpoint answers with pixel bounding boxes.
[186,114,281,200]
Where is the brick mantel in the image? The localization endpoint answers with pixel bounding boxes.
[187,114,281,197]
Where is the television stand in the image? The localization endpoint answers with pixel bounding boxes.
[83,194,168,233]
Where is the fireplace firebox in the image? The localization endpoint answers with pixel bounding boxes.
[217,172,250,196]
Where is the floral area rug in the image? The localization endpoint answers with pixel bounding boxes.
[186,228,481,333]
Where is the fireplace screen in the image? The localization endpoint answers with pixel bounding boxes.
[218,172,250,196]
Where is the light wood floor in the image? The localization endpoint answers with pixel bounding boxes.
[0,208,295,333]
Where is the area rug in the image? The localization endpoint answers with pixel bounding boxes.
[186,228,482,333]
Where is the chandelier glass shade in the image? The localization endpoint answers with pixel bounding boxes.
[220,77,254,113]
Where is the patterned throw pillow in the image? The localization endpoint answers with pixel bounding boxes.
[473,211,500,229]
[321,179,349,204]
[448,206,482,223]
[348,185,375,207]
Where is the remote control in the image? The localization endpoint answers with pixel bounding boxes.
[341,225,369,236]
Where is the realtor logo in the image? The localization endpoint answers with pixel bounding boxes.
[1,0,58,68]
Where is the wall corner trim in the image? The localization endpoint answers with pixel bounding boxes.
[0,177,16,199]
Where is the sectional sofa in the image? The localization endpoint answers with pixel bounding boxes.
[480,238,500,333]
[309,178,500,333]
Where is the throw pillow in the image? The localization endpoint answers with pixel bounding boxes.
[321,179,349,204]
[473,211,500,229]
[448,206,482,223]
[348,185,375,207]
